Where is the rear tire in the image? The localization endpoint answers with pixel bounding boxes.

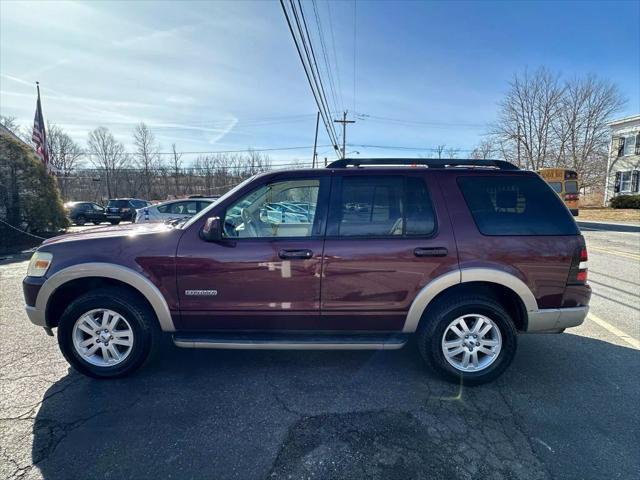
[417,295,517,386]
[57,288,161,379]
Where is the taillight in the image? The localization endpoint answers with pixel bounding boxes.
[567,244,588,285]
[564,193,579,201]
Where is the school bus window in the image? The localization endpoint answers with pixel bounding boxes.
[548,182,562,193]
[565,181,578,194]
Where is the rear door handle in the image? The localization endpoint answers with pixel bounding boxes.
[414,247,448,257]
[279,249,314,260]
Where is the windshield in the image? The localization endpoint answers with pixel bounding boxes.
[181,175,257,229]
[565,181,578,194]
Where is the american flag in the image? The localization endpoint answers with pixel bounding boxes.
[32,84,50,170]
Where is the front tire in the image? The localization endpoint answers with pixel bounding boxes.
[417,295,517,386]
[75,215,86,226]
[110,220,120,225]
[57,288,160,378]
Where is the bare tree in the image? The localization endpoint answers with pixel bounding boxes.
[46,123,84,199]
[494,68,565,169]
[445,146,460,159]
[471,138,497,160]
[132,123,160,199]
[87,127,128,198]
[434,145,446,159]
[554,76,625,189]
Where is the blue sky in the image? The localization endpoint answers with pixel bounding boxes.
[1,0,638,166]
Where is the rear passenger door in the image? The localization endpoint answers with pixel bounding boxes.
[321,172,459,331]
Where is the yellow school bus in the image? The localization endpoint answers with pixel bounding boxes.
[537,168,579,216]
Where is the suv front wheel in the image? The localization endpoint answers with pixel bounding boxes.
[57,288,160,378]
[417,295,517,385]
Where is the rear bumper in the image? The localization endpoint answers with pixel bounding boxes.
[526,306,589,333]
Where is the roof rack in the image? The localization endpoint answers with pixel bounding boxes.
[326,158,519,170]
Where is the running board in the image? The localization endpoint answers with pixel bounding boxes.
[172,332,409,350]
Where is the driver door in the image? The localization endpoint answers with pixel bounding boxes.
[175,173,330,331]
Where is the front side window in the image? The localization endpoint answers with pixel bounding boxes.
[458,175,579,236]
[331,176,435,237]
[623,135,636,156]
[224,179,319,238]
[620,171,632,192]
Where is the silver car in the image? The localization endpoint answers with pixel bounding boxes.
[134,198,218,223]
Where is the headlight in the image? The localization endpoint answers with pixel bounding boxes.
[27,252,53,277]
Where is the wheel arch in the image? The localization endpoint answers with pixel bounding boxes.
[403,268,538,333]
[40,263,175,332]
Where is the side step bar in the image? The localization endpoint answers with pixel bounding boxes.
[173,332,409,350]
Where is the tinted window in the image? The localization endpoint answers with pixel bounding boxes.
[130,200,147,208]
[457,176,579,236]
[107,200,128,208]
[405,177,436,236]
[548,182,562,193]
[332,176,435,237]
[224,179,319,238]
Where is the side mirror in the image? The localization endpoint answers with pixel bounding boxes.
[201,216,222,242]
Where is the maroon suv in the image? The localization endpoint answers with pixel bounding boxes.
[22,159,591,384]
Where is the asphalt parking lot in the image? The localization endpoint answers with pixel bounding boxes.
[1,223,638,480]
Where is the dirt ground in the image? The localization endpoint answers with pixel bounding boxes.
[578,207,640,223]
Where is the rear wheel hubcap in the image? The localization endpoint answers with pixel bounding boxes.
[72,308,134,367]
[441,314,502,373]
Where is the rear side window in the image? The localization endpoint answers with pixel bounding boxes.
[108,200,127,208]
[457,176,579,236]
[330,176,435,237]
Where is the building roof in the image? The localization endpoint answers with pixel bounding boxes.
[608,114,640,128]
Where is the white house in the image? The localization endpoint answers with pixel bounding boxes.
[603,114,640,205]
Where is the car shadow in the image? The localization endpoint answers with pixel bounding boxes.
[31,333,640,480]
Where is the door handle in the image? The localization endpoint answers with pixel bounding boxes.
[278,249,314,260]
[414,247,448,257]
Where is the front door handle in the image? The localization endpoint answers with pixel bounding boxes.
[279,249,314,260]
[414,247,448,257]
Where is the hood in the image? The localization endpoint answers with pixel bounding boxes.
[41,222,176,246]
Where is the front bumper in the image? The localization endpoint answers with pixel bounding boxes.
[526,306,589,333]
[23,276,46,327]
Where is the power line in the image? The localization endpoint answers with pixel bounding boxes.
[352,0,357,113]
[80,145,331,157]
[279,0,340,157]
[325,0,345,111]
[349,143,476,152]
[291,0,340,148]
[310,0,341,117]
[356,113,487,129]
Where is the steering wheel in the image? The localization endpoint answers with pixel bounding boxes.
[240,208,259,237]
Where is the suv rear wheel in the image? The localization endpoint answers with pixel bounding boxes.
[57,288,160,378]
[417,295,517,385]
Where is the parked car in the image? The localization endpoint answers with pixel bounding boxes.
[134,198,217,223]
[23,158,590,384]
[63,201,107,226]
[105,198,150,224]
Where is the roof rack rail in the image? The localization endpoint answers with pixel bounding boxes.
[326,158,519,170]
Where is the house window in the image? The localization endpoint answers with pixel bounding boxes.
[620,171,633,192]
[623,135,636,156]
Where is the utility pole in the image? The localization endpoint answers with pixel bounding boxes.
[334,111,355,159]
[312,111,320,168]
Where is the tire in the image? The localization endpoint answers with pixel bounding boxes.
[110,220,120,225]
[416,295,517,386]
[57,287,161,379]
[92,221,101,225]
[75,215,86,226]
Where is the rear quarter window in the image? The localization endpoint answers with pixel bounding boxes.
[457,175,579,236]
